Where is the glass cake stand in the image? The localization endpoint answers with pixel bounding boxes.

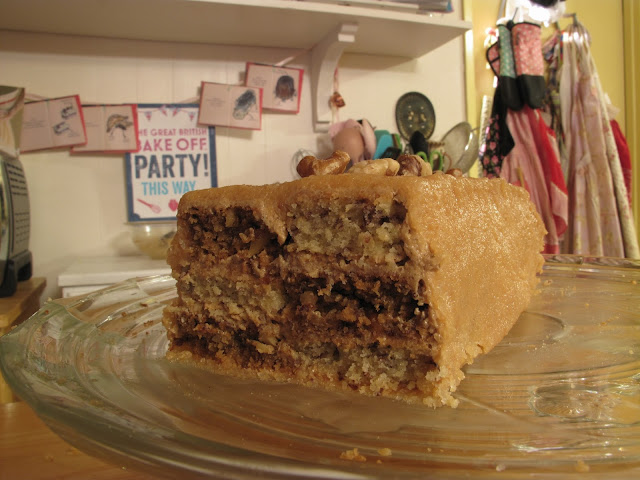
[1,255,639,479]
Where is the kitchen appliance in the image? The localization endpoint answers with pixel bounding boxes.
[0,153,32,297]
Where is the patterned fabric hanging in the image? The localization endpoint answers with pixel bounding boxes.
[500,106,568,254]
[541,30,569,180]
[558,21,639,258]
[479,83,515,178]
[481,20,568,252]
[610,119,632,206]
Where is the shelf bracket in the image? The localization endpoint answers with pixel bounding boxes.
[310,22,358,133]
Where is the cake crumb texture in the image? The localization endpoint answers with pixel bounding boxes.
[340,448,367,462]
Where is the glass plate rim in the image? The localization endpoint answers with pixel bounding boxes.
[1,254,639,478]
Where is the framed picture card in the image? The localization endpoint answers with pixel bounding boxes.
[20,95,87,152]
[125,104,217,223]
[245,63,303,113]
[198,82,262,130]
[72,104,140,153]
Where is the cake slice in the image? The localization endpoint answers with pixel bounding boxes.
[162,171,545,407]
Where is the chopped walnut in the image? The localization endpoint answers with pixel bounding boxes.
[397,154,432,176]
[296,151,351,177]
[348,158,400,176]
[249,340,275,354]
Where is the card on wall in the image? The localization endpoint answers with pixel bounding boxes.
[245,63,303,113]
[198,82,262,130]
[125,104,217,223]
[72,104,140,153]
[20,95,87,152]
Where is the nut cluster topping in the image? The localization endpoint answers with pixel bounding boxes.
[348,158,399,176]
[397,154,432,176]
[297,150,462,178]
[296,151,350,177]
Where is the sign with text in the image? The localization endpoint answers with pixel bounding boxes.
[125,104,217,222]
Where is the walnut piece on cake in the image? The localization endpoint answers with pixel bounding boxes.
[162,169,545,407]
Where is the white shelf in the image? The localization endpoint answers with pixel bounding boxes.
[0,0,471,58]
[1,0,471,131]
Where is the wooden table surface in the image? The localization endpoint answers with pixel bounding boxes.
[0,402,157,479]
[0,277,47,403]
[0,277,46,333]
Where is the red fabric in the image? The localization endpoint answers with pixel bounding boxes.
[610,119,632,206]
[530,108,568,240]
[500,106,568,254]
